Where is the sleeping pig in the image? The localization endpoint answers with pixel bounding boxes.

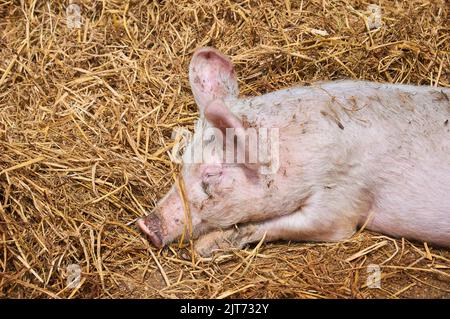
[138,47,450,256]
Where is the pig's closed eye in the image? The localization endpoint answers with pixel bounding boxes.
[201,170,222,197]
[201,181,212,197]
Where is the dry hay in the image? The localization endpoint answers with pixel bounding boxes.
[0,0,449,299]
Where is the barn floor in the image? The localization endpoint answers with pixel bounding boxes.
[0,0,449,298]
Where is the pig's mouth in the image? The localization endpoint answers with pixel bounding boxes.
[137,214,164,248]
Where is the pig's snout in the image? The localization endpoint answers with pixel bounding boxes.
[137,186,196,248]
[137,214,164,248]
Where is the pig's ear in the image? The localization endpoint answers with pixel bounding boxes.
[204,99,244,134]
[189,47,239,116]
[205,100,260,177]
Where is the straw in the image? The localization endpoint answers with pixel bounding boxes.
[0,0,448,298]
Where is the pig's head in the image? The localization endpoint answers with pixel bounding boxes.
[138,47,280,248]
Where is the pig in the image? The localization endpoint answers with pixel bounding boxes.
[138,47,450,257]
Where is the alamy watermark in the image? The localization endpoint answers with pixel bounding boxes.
[170,124,280,175]
[66,263,82,289]
[367,4,382,30]
[66,3,82,29]
[366,264,381,288]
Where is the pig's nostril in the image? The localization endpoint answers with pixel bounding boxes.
[137,217,163,248]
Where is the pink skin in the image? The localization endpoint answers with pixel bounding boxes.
[138,47,450,256]
[137,186,186,248]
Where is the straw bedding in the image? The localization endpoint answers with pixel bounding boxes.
[0,0,449,298]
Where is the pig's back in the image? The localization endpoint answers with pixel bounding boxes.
[316,81,450,246]
[233,80,450,129]
[317,81,450,246]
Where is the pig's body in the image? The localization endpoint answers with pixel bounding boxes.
[138,47,450,256]
[226,81,450,247]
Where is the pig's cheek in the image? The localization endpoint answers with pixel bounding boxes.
[191,196,223,226]
[191,221,212,239]
[191,195,210,212]
[192,200,207,214]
